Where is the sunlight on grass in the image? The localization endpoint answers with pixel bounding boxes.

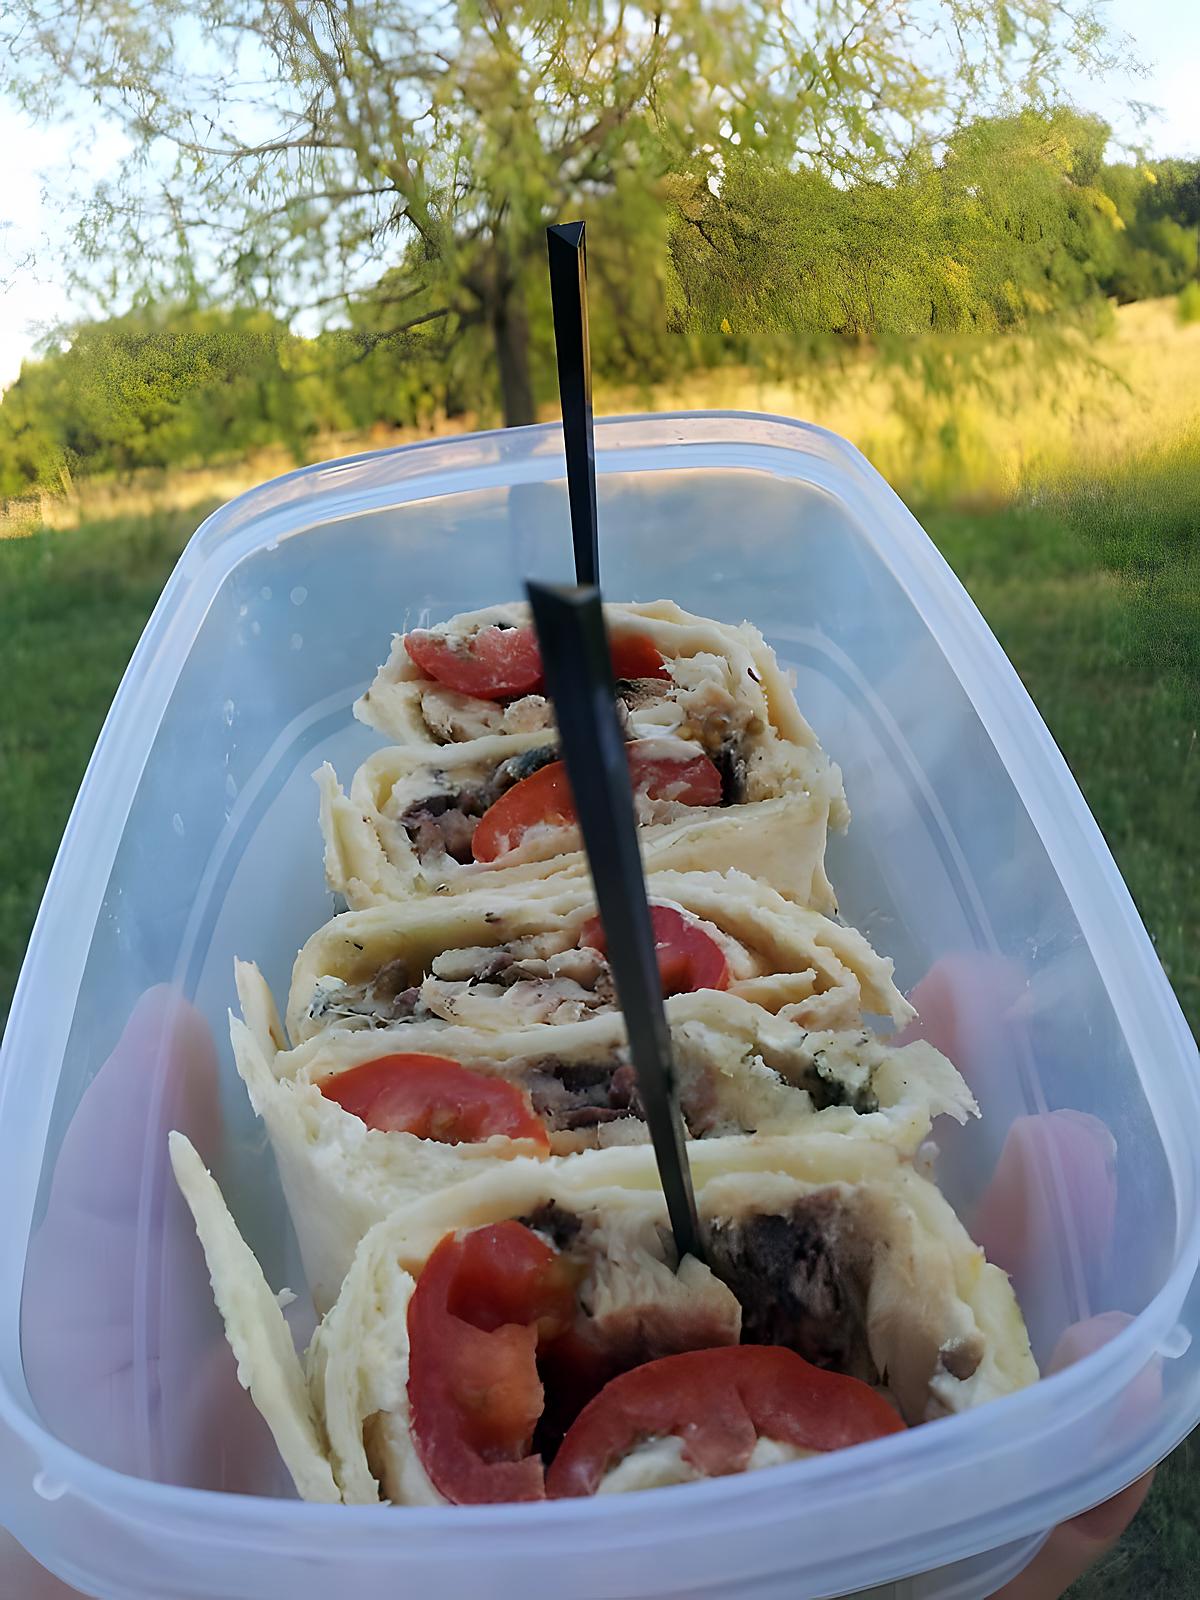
[602,300,1200,506]
[0,505,217,1018]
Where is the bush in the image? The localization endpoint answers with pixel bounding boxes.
[1178,282,1200,325]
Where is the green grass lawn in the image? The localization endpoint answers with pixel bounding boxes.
[0,503,219,1021]
[0,450,1196,1595]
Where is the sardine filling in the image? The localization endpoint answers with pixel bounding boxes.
[307,932,617,1030]
[416,647,757,808]
[521,1193,881,1386]
[503,1193,884,1464]
[397,734,749,874]
[397,744,559,865]
[524,1057,644,1131]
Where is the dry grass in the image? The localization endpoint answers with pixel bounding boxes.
[600,298,1200,504]
[0,415,484,536]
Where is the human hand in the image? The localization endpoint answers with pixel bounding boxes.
[990,1310,1155,1597]
[1,986,281,1597]
[905,953,1158,1600]
[993,1465,1154,1597]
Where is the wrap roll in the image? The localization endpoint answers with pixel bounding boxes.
[317,751,839,912]
[169,1133,1037,1508]
[232,960,975,1310]
[324,599,847,910]
[356,599,843,777]
[286,868,914,1049]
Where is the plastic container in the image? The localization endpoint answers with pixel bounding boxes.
[1,412,1198,1600]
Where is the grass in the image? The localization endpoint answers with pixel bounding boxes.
[0,306,1197,1595]
[924,444,1200,1035]
[0,503,217,1021]
[602,297,1200,507]
[1069,1431,1200,1599]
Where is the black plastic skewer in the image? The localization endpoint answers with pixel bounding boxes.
[546,222,600,588]
[527,579,704,1266]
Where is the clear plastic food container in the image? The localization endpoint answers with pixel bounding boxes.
[1,414,1197,1600]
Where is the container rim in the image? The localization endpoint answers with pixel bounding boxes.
[1,411,1198,1560]
[0,1306,1188,1536]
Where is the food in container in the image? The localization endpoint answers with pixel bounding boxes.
[173,595,1035,1508]
[8,416,1186,1599]
[232,958,974,1310]
[287,869,910,1047]
[319,600,846,908]
[170,1133,1036,1505]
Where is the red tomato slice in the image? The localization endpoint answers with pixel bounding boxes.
[578,903,730,997]
[472,761,576,863]
[626,743,722,807]
[320,1054,550,1150]
[404,624,543,700]
[405,625,667,701]
[546,1345,905,1498]
[609,633,669,681]
[472,743,722,863]
[407,1222,577,1504]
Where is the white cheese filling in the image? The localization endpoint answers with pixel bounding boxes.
[597,1434,815,1494]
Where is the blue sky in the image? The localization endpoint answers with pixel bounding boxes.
[1,0,1197,386]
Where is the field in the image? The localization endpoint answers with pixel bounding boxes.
[0,298,1197,1595]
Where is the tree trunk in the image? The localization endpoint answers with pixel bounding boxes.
[491,279,537,428]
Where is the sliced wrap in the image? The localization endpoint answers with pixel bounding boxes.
[232,960,975,1309]
[318,752,838,912]
[325,599,847,910]
[357,600,842,778]
[169,1133,1037,1507]
[286,868,913,1049]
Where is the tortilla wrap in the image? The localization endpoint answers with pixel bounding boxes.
[169,1133,1036,1506]
[286,868,913,1049]
[232,960,975,1309]
[327,598,847,910]
[318,755,839,912]
[357,600,840,775]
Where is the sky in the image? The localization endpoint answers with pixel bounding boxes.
[1,0,1197,388]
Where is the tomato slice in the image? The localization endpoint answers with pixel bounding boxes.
[407,1222,577,1504]
[578,904,730,997]
[609,633,669,681]
[471,743,722,863]
[405,624,668,701]
[546,1345,905,1497]
[472,761,576,863]
[320,1054,550,1150]
[404,624,544,701]
[626,743,722,807]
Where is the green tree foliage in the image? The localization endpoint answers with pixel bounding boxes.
[1098,158,1200,303]
[3,0,1117,426]
[0,307,318,498]
[5,110,1200,499]
[667,109,1125,337]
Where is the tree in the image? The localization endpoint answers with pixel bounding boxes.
[0,306,318,495]
[5,1,1118,425]
[667,109,1125,338]
[1099,158,1200,302]
[1156,161,1200,282]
